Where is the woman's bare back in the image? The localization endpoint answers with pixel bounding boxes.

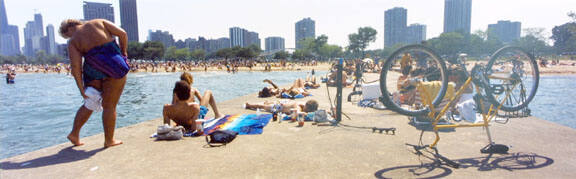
[69,19,115,54]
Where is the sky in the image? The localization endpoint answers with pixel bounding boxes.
[4,0,576,50]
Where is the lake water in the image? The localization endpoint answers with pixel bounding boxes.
[0,73,574,159]
[0,71,319,159]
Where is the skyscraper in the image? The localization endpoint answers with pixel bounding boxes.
[295,18,315,49]
[84,1,115,22]
[384,7,407,48]
[23,14,44,57]
[443,0,472,34]
[229,27,260,48]
[45,25,57,55]
[244,31,260,49]
[148,30,174,48]
[265,37,285,52]
[0,0,21,56]
[406,24,427,44]
[0,0,7,32]
[120,0,139,42]
[229,27,245,47]
[487,20,521,43]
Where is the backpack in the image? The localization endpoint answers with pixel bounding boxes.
[205,130,238,147]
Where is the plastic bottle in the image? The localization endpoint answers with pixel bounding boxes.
[256,108,261,116]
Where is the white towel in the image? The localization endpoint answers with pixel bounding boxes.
[84,87,103,112]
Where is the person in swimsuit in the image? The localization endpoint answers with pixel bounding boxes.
[164,81,201,132]
[174,72,223,120]
[60,19,130,148]
[244,99,319,118]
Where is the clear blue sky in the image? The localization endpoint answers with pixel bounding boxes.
[4,0,576,49]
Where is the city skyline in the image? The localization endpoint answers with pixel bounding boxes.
[2,0,576,51]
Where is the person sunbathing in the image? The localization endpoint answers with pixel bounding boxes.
[258,79,312,98]
[304,75,320,89]
[258,79,282,97]
[163,81,201,132]
[244,99,319,116]
[176,72,223,119]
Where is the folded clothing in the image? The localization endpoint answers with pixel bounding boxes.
[84,87,103,112]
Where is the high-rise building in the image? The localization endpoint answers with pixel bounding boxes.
[185,38,198,50]
[487,20,521,43]
[229,27,260,48]
[58,44,69,58]
[406,24,427,44]
[443,0,472,34]
[384,7,407,48]
[83,1,115,22]
[0,0,8,33]
[1,25,20,55]
[229,27,246,47]
[45,25,57,55]
[265,37,285,52]
[0,0,21,56]
[34,13,44,36]
[244,31,260,49]
[23,14,45,57]
[148,30,175,48]
[295,17,315,49]
[214,37,231,51]
[120,0,139,42]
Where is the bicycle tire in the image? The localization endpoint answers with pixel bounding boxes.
[485,46,539,112]
[379,44,449,116]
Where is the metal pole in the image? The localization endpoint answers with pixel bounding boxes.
[336,58,343,123]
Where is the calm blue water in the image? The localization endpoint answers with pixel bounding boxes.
[0,71,321,159]
[530,76,576,129]
[0,73,573,159]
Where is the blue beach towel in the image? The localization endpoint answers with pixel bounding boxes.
[203,114,272,135]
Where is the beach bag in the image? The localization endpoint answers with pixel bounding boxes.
[205,130,238,147]
[157,125,184,140]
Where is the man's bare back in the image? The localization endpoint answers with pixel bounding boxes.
[163,102,200,131]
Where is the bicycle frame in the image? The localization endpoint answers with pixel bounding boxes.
[421,69,519,148]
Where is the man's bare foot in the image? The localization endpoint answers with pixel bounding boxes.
[104,140,123,148]
[67,134,84,146]
[215,113,224,119]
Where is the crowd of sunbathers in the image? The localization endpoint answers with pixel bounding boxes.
[162,72,321,135]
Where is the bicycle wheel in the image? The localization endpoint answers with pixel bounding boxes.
[485,46,539,112]
[380,45,449,116]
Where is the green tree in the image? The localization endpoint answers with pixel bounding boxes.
[347,27,378,58]
[513,35,553,56]
[551,22,576,54]
[215,48,234,60]
[190,49,206,60]
[142,41,165,61]
[318,44,343,59]
[426,32,467,57]
[127,41,143,60]
[292,49,312,60]
[273,51,290,60]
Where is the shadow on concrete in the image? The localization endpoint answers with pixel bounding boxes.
[0,146,105,170]
[374,152,554,178]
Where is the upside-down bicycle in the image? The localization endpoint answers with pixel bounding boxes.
[378,44,539,167]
